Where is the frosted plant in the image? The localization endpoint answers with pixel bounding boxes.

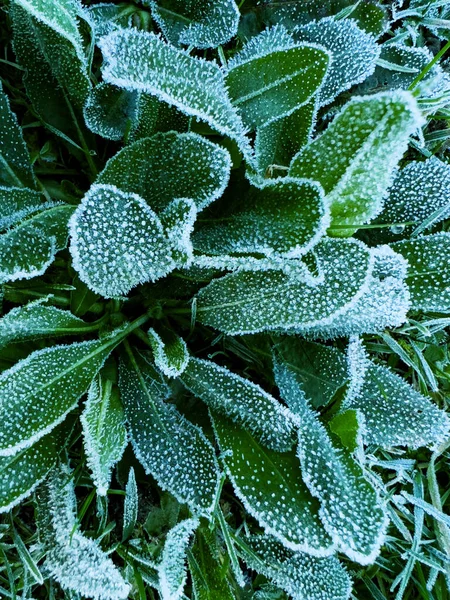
[36,464,130,600]
[148,0,240,49]
[122,468,138,541]
[161,198,197,265]
[180,357,296,451]
[84,83,139,141]
[294,18,380,106]
[80,370,127,495]
[290,91,425,236]
[0,187,49,230]
[147,327,189,378]
[86,2,134,38]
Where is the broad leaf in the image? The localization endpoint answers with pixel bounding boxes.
[37,464,130,600]
[148,327,189,378]
[131,93,189,142]
[97,132,231,212]
[226,27,330,129]
[238,535,352,600]
[119,347,220,516]
[0,187,46,230]
[87,2,133,38]
[274,354,387,564]
[158,518,199,600]
[392,233,450,312]
[180,357,296,452]
[212,413,334,555]
[290,91,424,236]
[161,197,197,265]
[149,0,239,48]
[294,17,380,106]
[196,238,372,334]
[0,83,36,189]
[80,370,127,495]
[69,184,175,297]
[193,178,328,259]
[99,29,251,157]
[0,329,127,456]
[344,338,450,448]
[84,83,139,141]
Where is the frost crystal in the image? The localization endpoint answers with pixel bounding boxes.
[84,83,138,141]
[122,468,138,541]
[0,186,47,230]
[69,184,175,297]
[147,327,189,378]
[161,198,197,265]
[180,357,296,452]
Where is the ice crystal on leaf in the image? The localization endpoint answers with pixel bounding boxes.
[122,468,138,541]
[180,357,296,452]
[36,464,130,600]
[290,91,425,236]
[161,198,197,265]
[84,83,139,141]
[0,187,46,230]
[147,327,189,378]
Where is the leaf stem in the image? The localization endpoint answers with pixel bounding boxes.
[409,38,450,91]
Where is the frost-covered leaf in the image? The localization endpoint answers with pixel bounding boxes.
[193,178,328,259]
[130,93,189,142]
[294,18,380,106]
[99,28,251,157]
[122,468,138,541]
[290,91,424,237]
[80,371,127,496]
[299,245,410,338]
[0,424,68,513]
[97,132,231,212]
[161,198,197,265]
[0,330,126,456]
[274,354,387,564]
[238,535,352,600]
[226,27,330,129]
[149,0,239,49]
[273,337,348,409]
[196,237,372,334]
[0,83,36,189]
[329,410,362,454]
[158,518,199,600]
[392,233,450,312]
[69,184,175,297]
[37,463,130,600]
[0,187,46,231]
[84,83,139,141]
[87,2,133,38]
[344,338,450,448]
[119,347,220,516]
[0,297,92,349]
[211,413,334,555]
[180,357,295,452]
[148,327,189,378]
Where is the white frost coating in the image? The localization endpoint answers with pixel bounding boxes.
[147,327,189,378]
[0,186,47,230]
[290,90,426,235]
[212,413,335,556]
[37,464,130,600]
[69,184,175,298]
[228,25,296,69]
[158,518,199,600]
[192,254,319,280]
[274,356,388,565]
[193,177,329,259]
[161,198,197,265]
[180,357,296,452]
[344,339,450,449]
[294,18,380,106]
[298,245,410,338]
[80,374,127,495]
[149,0,239,49]
[98,29,252,159]
[122,468,138,540]
[240,535,352,600]
[84,83,138,141]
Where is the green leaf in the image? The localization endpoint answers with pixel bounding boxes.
[196,238,372,334]
[96,132,231,212]
[344,338,450,448]
[122,468,139,541]
[392,233,450,312]
[161,197,197,265]
[119,346,220,517]
[294,17,380,106]
[273,337,348,409]
[69,184,175,297]
[84,83,139,141]
[290,91,424,237]
[329,410,361,454]
[37,463,130,600]
[0,424,68,513]
[158,518,199,600]
[193,178,328,259]
[149,0,240,48]
[211,413,333,555]
[130,94,189,142]
[0,187,46,230]
[237,535,352,600]
[0,329,126,456]
[80,371,127,496]
[0,83,36,189]
[226,27,330,129]
[180,357,296,452]
[148,327,189,378]
[274,354,387,564]
[99,28,251,157]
